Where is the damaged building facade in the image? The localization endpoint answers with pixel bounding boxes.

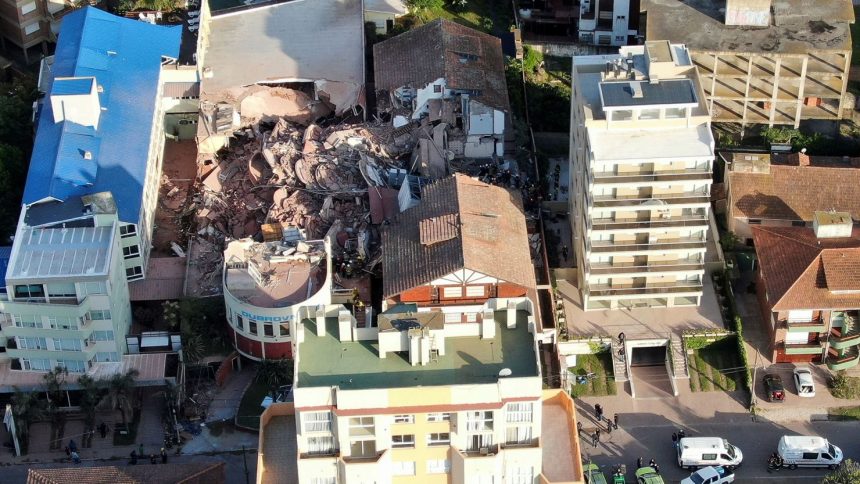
[374,19,510,178]
[644,0,854,128]
[194,0,366,155]
[0,7,181,374]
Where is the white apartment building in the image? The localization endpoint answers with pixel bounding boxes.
[578,0,636,47]
[0,7,181,376]
[569,40,715,311]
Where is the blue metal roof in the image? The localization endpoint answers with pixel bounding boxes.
[52,77,94,95]
[22,7,181,223]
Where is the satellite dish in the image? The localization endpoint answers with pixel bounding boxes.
[499,368,512,377]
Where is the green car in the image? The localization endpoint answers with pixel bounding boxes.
[584,463,608,484]
[635,467,665,484]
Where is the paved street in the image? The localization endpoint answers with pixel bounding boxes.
[577,400,857,483]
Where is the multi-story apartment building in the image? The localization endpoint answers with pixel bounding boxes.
[643,0,854,128]
[753,214,860,370]
[569,40,715,311]
[578,0,638,47]
[0,0,76,62]
[0,7,181,375]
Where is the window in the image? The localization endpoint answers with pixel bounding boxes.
[615,36,624,42]
[466,411,494,431]
[120,224,137,237]
[236,315,244,330]
[468,433,494,451]
[47,282,76,298]
[391,434,415,448]
[427,432,450,446]
[427,459,451,474]
[21,2,37,14]
[349,439,376,457]
[506,402,534,423]
[89,310,112,321]
[748,219,762,225]
[665,107,686,119]
[95,352,118,362]
[639,108,660,120]
[53,338,82,351]
[50,317,79,330]
[264,324,274,337]
[14,315,40,328]
[307,436,335,455]
[509,466,534,484]
[81,282,106,296]
[349,416,375,437]
[303,411,332,433]
[427,413,451,422]
[391,461,416,476]
[56,359,86,373]
[433,84,442,93]
[91,330,115,342]
[21,358,51,371]
[442,286,462,298]
[505,425,533,444]
[310,478,336,484]
[702,453,717,461]
[280,324,290,337]
[465,285,485,297]
[465,312,478,322]
[126,266,143,280]
[444,312,462,323]
[612,110,632,121]
[18,337,47,350]
[801,452,818,460]
[123,245,141,259]
[15,284,44,299]
[249,321,258,335]
[23,22,40,36]
[393,414,414,424]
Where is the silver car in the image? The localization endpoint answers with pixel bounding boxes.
[793,368,816,397]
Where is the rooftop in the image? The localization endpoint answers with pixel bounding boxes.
[373,18,510,112]
[200,0,364,97]
[381,174,536,298]
[644,0,854,54]
[128,257,187,301]
[589,123,714,161]
[728,154,860,221]
[7,226,114,281]
[259,411,298,484]
[23,7,181,223]
[753,226,860,311]
[599,79,697,108]
[297,311,538,390]
[0,353,171,392]
[224,238,326,309]
[25,460,224,484]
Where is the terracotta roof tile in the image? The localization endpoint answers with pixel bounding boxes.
[382,174,535,298]
[729,159,860,222]
[753,226,860,311]
[373,19,510,112]
[26,461,224,484]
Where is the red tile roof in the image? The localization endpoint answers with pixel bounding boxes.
[753,226,860,311]
[26,461,224,484]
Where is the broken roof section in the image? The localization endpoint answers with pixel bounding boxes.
[381,173,535,298]
[22,7,181,224]
[200,0,365,99]
[373,18,510,112]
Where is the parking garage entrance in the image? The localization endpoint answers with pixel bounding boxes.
[629,345,674,398]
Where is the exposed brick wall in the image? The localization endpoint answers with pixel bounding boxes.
[215,352,240,387]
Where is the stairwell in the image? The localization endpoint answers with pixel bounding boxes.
[610,339,628,383]
[670,334,690,379]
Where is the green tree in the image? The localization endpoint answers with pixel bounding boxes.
[720,231,740,252]
[43,366,69,449]
[11,387,45,455]
[255,358,294,388]
[405,0,443,13]
[182,332,205,364]
[822,459,860,484]
[0,78,37,147]
[100,369,139,429]
[77,374,100,445]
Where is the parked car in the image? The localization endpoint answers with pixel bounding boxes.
[677,437,744,470]
[635,467,665,484]
[764,373,785,402]
[681,466,735,484]
[584,463,608,484]
[793,368,815,397]
[777,435,842,469]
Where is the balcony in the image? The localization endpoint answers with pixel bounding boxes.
[590,217,710,231]
[590,239,707,254]
[589,283,703,298]
[782,342,824,356]
[826,347,860,371]
[593,193,710,208]
[589,261,704,275]
[592,171,711,185]
[782,316,826,333]
[830,322,860,350]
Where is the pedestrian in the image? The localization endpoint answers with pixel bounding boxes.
[161,447,167,464]
[679,428,686,439]
[65,445,71,457]
[68,439,77,453]
[577,421,583,434]
[637,457,643,469]
[649,458,656,469]
[606,421,613,434]
[150,453,157,464]
[672,432,678,448]
[99,422,107,438]
[595,428,601,442]
[613,413,619,430]
[71,451,80,464]
[562,245,569,261]
[654,463,661,474]
[138,443,144,456]
[595,404,604,421]
[591,432,598,448]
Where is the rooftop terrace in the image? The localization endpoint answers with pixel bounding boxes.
[297,311,538,390]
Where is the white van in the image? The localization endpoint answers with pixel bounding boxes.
[677,437,743,470]
[777,435,842,469]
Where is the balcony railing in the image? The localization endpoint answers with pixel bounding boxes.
[830,325,860,350]
[589,262,704,275]
[590,240,707,253]
[593,194,710,208]
[826,347,860,371]
[592,171,712,184]
[590,217,710,231]
[589,283,704,297]
[782,342,824,355]
[782,318,826,332]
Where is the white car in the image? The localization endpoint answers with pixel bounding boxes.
[681,466,734,484]
[793,368,816,397]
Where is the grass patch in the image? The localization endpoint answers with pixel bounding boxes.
[829,406,860,421]
[235,380,271,430]
[830,371,860,399]
[112,409,141,446]
[569,351,617,398]
[688,337,744,392]
[415,0,514,34]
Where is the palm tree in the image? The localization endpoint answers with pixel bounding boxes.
[77,375,100,447]
[11,388,45,455]
[182,333,205,364]
[100,369,139,430]
[43,366,68,450]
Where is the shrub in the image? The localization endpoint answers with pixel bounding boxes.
[830,371,860,399]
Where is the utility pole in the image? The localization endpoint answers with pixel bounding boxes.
[243,444,250,484]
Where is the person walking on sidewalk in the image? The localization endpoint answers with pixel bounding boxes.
[613,414,619,430]
[161,448,168,464]
[636,457,643,469]
[595,404,604,421]
[672,432,678,448]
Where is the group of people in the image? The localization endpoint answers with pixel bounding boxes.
[62,422,113,464]
[636,457,661,474]
[671,429,687,448]
[577,404,620,448]
[129,444,169,465]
